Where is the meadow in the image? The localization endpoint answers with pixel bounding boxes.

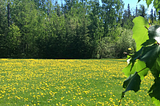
[0,59,155,106]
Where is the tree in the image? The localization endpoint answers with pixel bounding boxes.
[0,0,136,59]
[136,6,138,17]
[137,4,147,18]
[102,0,124,38]
[122,4,134,29]
[10,0,43,57]
[6,24,21,57]
[88,0,103,40]
[127,4,131,18]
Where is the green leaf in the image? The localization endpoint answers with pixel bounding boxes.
[151,97,160,106]
[129,44,160,69]
[156,55,160,69]
[129,47,143,70]
[132,60,149,80]
[125,44,160,75]
[148,78,160,105]
[123,72,141,93]
[141,39,156,47]
[132,16,149,51]
[140,45,160,69]
[138,0,153,8]
[122,63,135,77]
[153,0,160,12]
[121,72,141,101]
[145,0,154,7]
[150,55,160,79]
[123,60,149,80]
[148,55,160,106]
[123,74,133,88]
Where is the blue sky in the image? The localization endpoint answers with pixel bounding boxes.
[56,0,155,15]
[123,0,154,15]
[123,0,147,9]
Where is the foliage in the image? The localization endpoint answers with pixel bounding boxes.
[102,0,124,37]
[120,15,160,106]
[120,1,160,105]
[132,16,149,51]
[95,37,115,58]
[115,28,135,58]
[94,27,136,59]
[137,4,147,18]
[0,0,127,59]
[1,0,158,59]
[6,24,21,57]
[0,0,8,57]
[122,4,134,29]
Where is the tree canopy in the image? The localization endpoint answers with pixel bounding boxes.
[0,0,158,59]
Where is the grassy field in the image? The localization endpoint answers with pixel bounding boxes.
[0,59,155,106]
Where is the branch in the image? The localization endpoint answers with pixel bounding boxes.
[137,67,147,73]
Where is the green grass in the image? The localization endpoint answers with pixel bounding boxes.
[0,59,155,106]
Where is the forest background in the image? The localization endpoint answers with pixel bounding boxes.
[0,0,159,59]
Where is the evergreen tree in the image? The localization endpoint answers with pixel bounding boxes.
[6,24,21,57]
[0,0,135,59]
[136,6,138,17]
[0,0,8,57]
[122,4,134,29]
[127,4,131,18]
[10,0,42,57]
[102,0,124,38]
[150,9,154,23]
[137,4,147,18]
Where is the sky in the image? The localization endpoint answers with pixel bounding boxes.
[122,0,155,15]
[56,0,155,15]
[123,0,149,9]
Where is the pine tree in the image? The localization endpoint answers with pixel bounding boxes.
[122,4,134,29]
[136,6,138,17]
[138,4,147,18]
[10,0,43,57]
[150,9,154,23]
[102,0,124,38]
[0,0,8,57]
[127,4,131,18]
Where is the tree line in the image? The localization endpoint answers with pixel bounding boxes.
[0,0,159,59]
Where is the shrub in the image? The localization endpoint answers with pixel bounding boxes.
[115,28,136,58]
[95,37,115,58]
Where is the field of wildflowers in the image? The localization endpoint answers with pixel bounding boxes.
[0,59,154,106]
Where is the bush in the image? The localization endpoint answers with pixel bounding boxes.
[95,37,115,58]
[115,28,136,58]
[94,28,136,59]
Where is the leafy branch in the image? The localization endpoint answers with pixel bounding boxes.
[119,67,147,106]
[119,16,160,106]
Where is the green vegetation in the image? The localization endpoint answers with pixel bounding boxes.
[1,0,160,105]
[1,0,157,59]
[120,0,160,105]
[0,59,154,105]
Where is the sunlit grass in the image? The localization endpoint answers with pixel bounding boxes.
[0,59,154,106]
